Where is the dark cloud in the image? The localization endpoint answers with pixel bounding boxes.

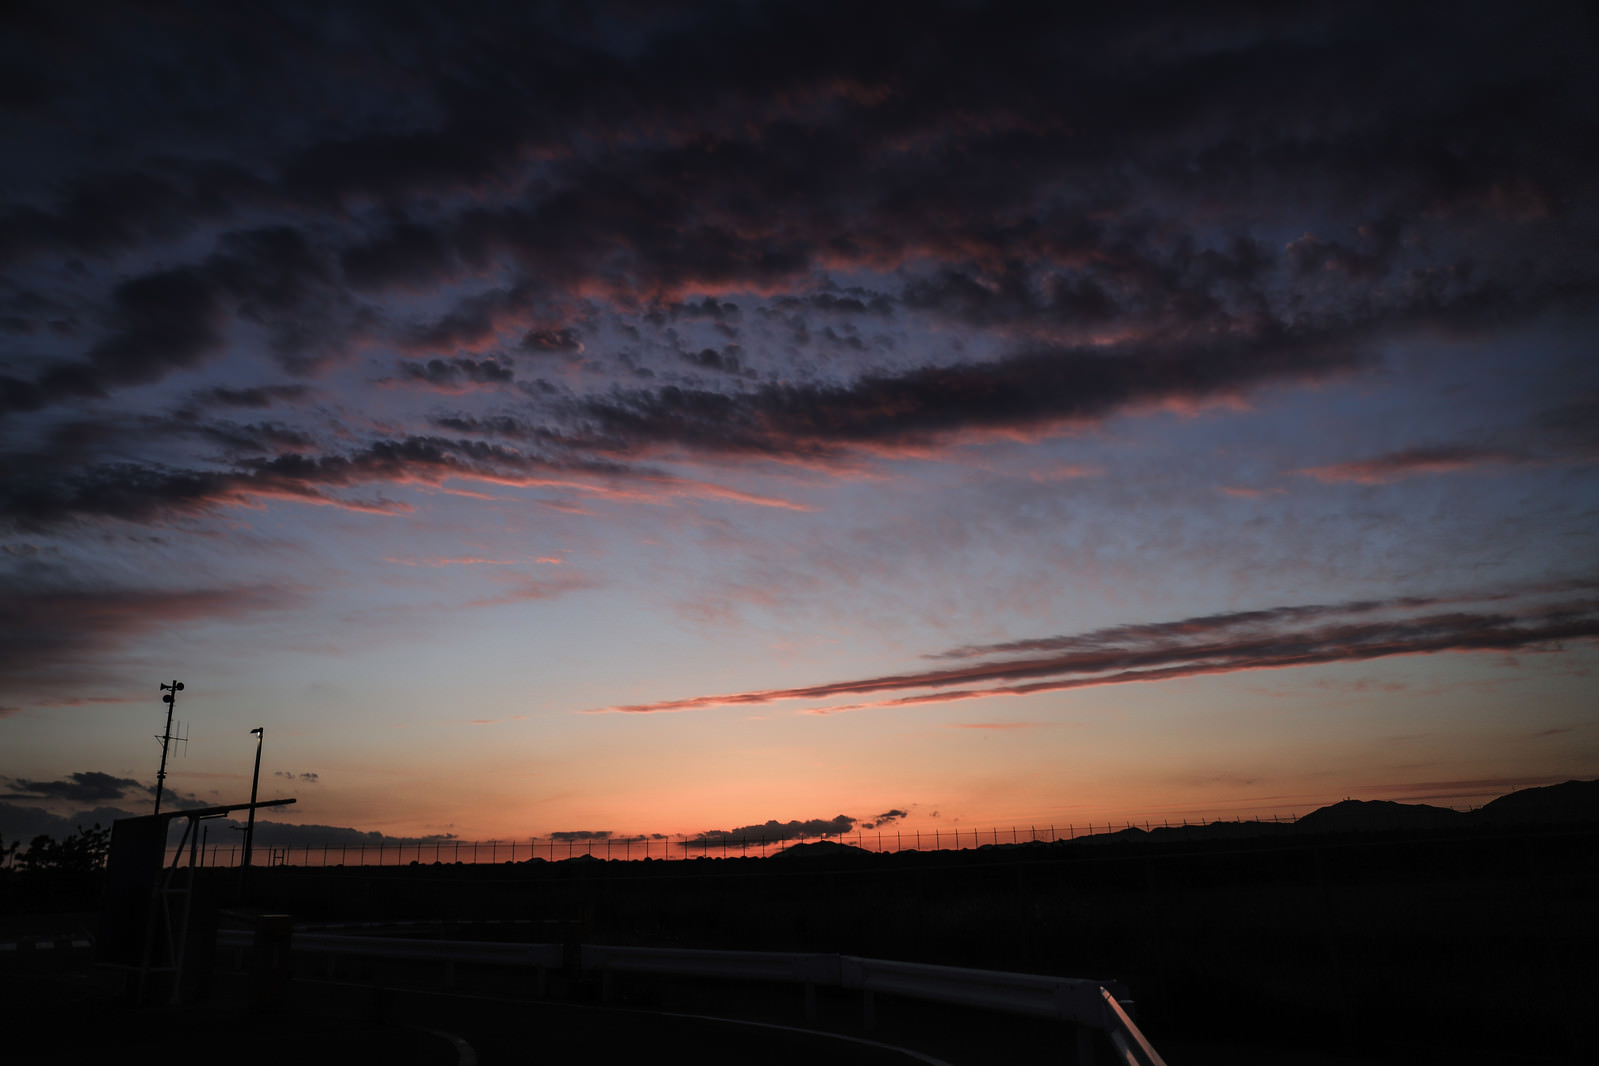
[573,328,1359,460]
[3,771,144,805]
[1,461,237,529]
[683,815,856,848]
[206,226,334,314]
[0,2,1592,542]
[86,268,225,382]
[0,802,159,848]
[599,586,1599,714]
[191,384,313,410]
[395,357,514,389]
[0,170,198,265]
[196,421,316,456]
[670,298,742,322]
[1528,392,1599,461]
[0,268,228,415]
[520,327,584,354]
[679,345,743,374]
[204,225,358,371]
[781,289,894,317]
[863,809,908,829]
[1286,216,1406,281]
[222,820,455,848]
[340,221,456,290]
[429,414,548,443]
[397,281,580,357]
[0,581,300,677]
[0,430,610,529]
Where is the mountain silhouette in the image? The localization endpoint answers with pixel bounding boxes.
[1476,777,1599,826]
[1058,779,1597,847]
[1292,798,1469,835]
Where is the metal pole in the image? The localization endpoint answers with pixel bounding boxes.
[242,727,263,880]
[154,680,184,814]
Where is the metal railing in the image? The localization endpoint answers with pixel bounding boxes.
[216,929,1167,1065]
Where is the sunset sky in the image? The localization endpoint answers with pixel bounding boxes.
[3,1,1596,850]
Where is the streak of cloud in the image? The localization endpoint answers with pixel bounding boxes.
[1300,445,1530,484]
[596,588,1599,715]
[0,582,302,676]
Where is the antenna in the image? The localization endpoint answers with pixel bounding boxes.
[153,679,185,815]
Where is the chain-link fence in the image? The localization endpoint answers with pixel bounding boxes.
[164,812,1329,867]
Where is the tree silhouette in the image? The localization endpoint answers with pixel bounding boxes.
[14,824,111,874]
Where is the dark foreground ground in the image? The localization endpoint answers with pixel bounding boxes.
[2,935,988,1066]
[4,821,1594,1065]
[0,927,1369,1066]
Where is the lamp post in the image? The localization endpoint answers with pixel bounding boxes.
[242,727,263,878]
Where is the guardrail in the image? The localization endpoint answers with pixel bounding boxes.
[583,942,839,985]
[293,931,565,969]
[839,955,1120,1022]
[216,929,1168,1065]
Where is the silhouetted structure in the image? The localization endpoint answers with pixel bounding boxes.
[101,797,295,1003]
[151,679,185,814]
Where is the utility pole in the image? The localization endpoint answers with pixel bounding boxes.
[153,680,185,815]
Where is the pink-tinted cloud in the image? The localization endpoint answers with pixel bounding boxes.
[385,555,524,567]
[0,582,303,678]
[461,572,596,608]
[593,588,1599,714]
[32,695,144,708]
[1299,445,1524,484]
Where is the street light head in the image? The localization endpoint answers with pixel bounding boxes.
[250,727,263,738]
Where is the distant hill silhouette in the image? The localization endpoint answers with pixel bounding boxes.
[772,839,872,859]
[1477,778,1599,826]
[1044,779,1599,848]
[1293,798,1469,835]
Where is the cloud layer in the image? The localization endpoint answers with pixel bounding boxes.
[2,2,1596,840]
[2,0,1594,532]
